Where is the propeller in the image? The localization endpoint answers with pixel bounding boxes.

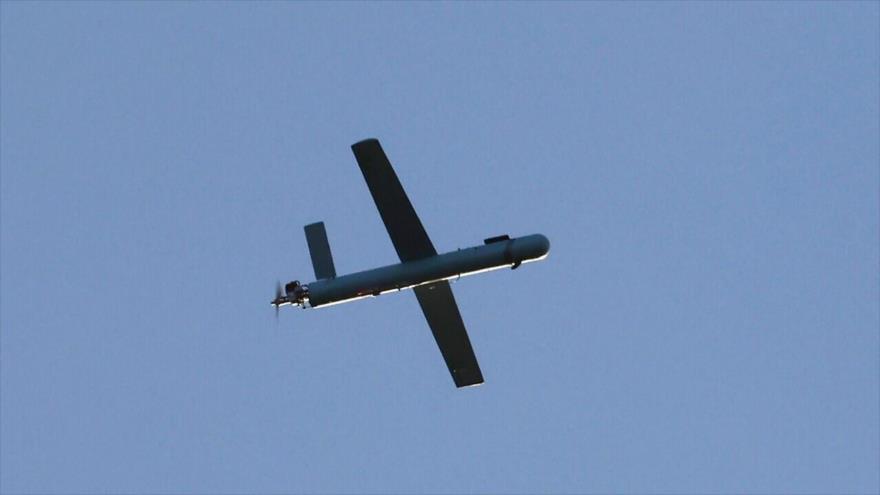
[273,280,282,320]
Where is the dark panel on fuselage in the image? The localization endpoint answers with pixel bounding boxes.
[413,281,483,388]
[351,139,437,263]
[484,234,510,244]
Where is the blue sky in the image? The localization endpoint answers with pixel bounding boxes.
[1,2,877,493]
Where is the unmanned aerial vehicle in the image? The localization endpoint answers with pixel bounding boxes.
[272,139,550,387]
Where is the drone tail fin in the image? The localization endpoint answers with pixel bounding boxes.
[304,222,337,280]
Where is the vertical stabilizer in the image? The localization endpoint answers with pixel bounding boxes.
[304,222,337,280]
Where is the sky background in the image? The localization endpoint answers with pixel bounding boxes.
[1,2,878,494]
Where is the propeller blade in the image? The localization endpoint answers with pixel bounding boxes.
[274,280,282,321]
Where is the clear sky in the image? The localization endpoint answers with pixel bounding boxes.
[1,2,878,494]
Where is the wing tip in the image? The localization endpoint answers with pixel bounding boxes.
[352,137,380,150]
[453,368,485,388]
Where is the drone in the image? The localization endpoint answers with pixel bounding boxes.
[273,139,549,387]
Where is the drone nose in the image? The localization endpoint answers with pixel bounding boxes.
[510,234,550,262]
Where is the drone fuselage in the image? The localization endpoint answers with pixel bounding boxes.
[278,234,549,309]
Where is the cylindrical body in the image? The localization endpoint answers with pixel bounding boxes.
[305,234,549,308]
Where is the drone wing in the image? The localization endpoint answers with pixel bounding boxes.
[413,282,484,388]
[351,139,437,262]
[351,138,482,388]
